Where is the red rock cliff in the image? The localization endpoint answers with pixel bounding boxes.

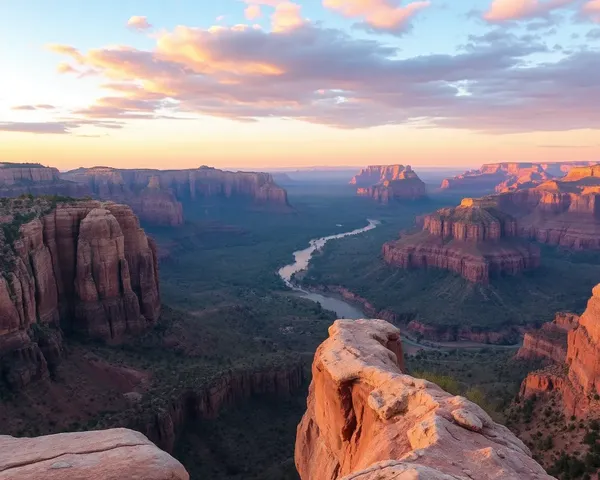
[353,165,427,203]
[0,428,188,480]
[383,197,540,283]
[0,163,89,198]
[295,319,552,480]
[520,284,600,418]
[0,200,160,390]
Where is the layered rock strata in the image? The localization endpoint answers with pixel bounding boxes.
[0,200,160,390]
[515,312,578,363]
[352,165,427,203]
[519,284,600,418]
[63,166,290,221]
[441,161,594,194]
[383,197,540,283]
[0,428,188,480]
[0,163,89,198]
[295,319,552,480]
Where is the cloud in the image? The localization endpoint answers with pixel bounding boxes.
[46,20,600,133]
[323,0,430,34]
[245,5,262,20]
[127,15,152,31]
[484,0,577,22]
[11,104,56,111]
[583,0,600,21]
[0,122,71,134]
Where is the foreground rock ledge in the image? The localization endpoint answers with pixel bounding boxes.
[0,428,188,480]
[295,319,553,480]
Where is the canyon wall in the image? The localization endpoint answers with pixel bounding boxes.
[0,428,188,480]
[519,284,600,418]
[295,319,552,480]
[63,166,290,224]
[0,199,160,391]
[138,363,305,453]
[383,198,540,283]
[352,165,427,203]
[441,162,594,194]
[0,164,89,198]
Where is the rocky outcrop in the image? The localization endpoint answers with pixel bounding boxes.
[0,163,89,198]
[63,166,290,222]
[519,284,600,418]
[137,363,305,453]
[441,162,594,194]
[515,312,578,363]
[383,197,540,283]
[0,428,188,480]
[0,199,160,390]
[352,165,427,203]
[295,319,552,480]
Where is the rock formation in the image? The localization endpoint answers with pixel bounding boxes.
[0,428,188,480]
[0,198,160,391]
[63,165,290,223]
[295,319,552,480]
[441,162,595,194]
[383,197,540,283]
[351,165,427,203]
[0,163,89,198]
[519,284,600,418]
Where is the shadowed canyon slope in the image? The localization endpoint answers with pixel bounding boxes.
[62,165,290,225]
[0,428,189,480]
[383,197,540,283]
[0,163,88,198]
[0,197,160,390]
[440,162,595,194]
[351,165,427,203]
[519,283,600,418]
[295,319,552,480]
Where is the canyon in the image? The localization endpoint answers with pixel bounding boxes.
[440,161,595,194]
[351,165,427,203]
[382,197,540,283]
[0,197,160,391]
[0,163,289,227]
[519,283,600,419]
[295,319,551,479]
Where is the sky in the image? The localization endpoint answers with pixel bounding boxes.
[1,0,600,171]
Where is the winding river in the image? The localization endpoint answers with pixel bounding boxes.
[277,219,520,352]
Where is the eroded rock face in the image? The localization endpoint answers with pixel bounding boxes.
[63,166,290,223]
[0,428,188,480]
[0,163,90,198]
[0,201,160,390]
[295,319,552,480]
[519,284,600,418]
[440,162,594,194]
[352,165,427,203]
[383,197,540,283]
[515,313,579,363]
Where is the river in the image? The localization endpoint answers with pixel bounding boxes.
[277,219,520,353]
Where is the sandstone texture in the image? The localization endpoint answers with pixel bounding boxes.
[0,428,188,480]
[383,197,540,283]
[519,284,600,418]
[295,319,552,480]
[0,199,160,390]
[515,312,578,363]
[0,163,89,198]
[63,165,290,224]
[352,165,427,203]
[440,162,594,194]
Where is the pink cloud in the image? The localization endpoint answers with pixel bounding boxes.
[245,5,262,20]
[323,0,430,34]
[484,0,577,22]
[583,0,600,21]
[127,15,152,31]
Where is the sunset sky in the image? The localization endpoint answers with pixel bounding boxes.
[1,0,600,170]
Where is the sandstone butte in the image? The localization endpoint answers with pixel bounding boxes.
[519,283,600,418]
[62,165,290,225]
[382,197,540,283]
[0,428,189,480]
[440,161,595,194]
[295,319,553,480]
[351,165,427,203]
[0,199,160,391]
